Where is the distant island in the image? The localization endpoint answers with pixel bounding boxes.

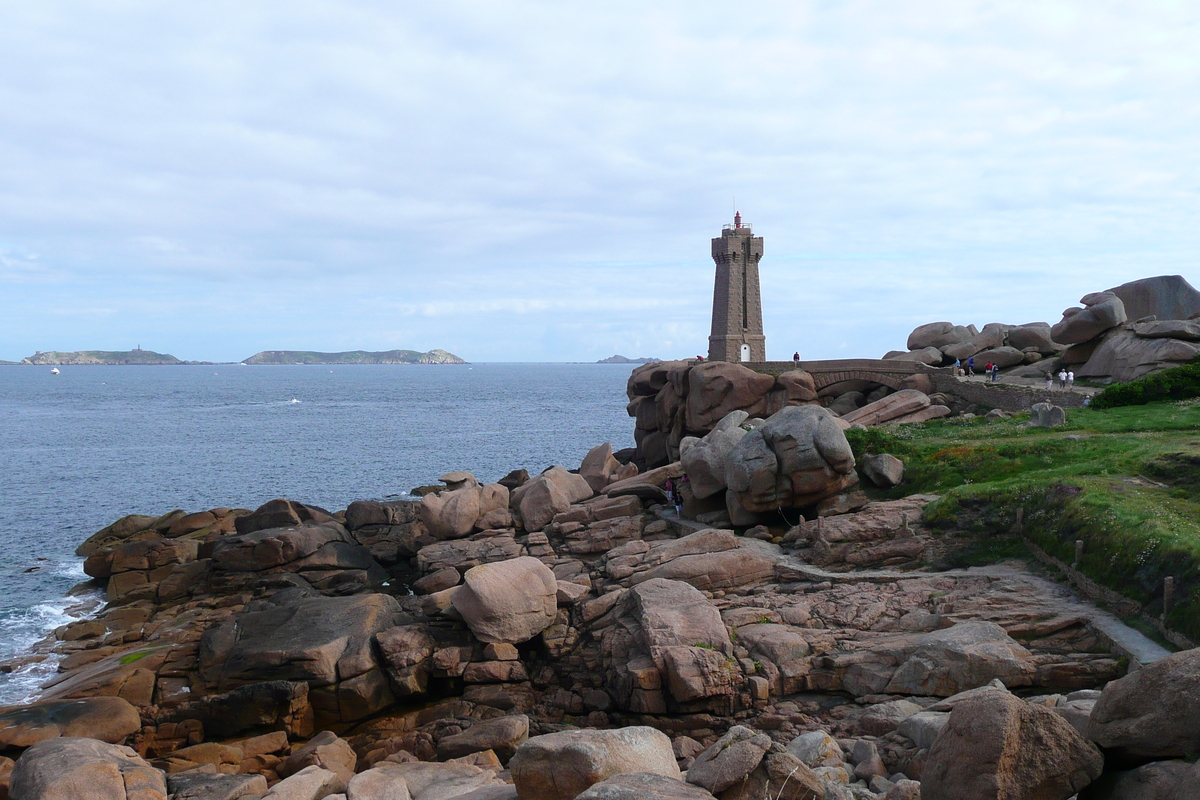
[242,349,467,365]
[597,355,660,364]
[20,349,209,366]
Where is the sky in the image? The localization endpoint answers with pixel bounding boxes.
[1,1,1199,363]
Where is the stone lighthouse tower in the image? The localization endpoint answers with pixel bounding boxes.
[708,211,766,362]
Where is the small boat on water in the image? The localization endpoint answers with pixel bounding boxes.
[50,367,60,375]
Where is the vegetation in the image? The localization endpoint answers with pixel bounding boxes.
[1091,355,1200,409]
[847,401,1200,639]
[21,349,185,365]
[241,349,466,365]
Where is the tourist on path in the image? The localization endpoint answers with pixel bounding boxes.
[675,476,688,516]
[1067,370,1075,390]
[1058,369,1068,389]
[793,351,800,365]
[990,363,999,382]
[955,359,961,376]
[664,478,675,509]
[1045,372,1053,391]
[967,356,975,376]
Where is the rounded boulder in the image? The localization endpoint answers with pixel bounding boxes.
[510,726,680,800]
[452,556,558,644]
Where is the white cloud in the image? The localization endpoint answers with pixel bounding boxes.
[0,0,1198,362]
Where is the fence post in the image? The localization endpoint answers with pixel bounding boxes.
[1163,576,1176,620]
[1073,540,1084,569]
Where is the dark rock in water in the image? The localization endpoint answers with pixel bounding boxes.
[9,737,167,800]
[0,697,141,748]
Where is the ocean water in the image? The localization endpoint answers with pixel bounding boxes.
[0,363,636,703]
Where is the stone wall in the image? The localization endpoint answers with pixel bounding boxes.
[930,374,1089,412]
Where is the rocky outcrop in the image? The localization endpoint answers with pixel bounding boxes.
[724,405,857,525]
[679,411,749,500]
[419,484,510,539]
[890,320,1064,368]
[627,361,817,469]
[198,590,403,726]
[1050,276,1200,383]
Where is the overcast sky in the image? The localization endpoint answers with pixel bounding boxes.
[2,1,1198,363]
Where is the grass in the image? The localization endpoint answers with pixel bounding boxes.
[845,401,1200,640]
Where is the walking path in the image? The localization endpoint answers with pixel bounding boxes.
[654,504,1171,666]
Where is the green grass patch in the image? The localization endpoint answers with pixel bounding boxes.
[118,651,149,665]
[868,401,1200,640]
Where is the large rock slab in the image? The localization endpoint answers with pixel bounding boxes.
[922,690,1103,800]
[907,322,975,351]
[1088,647,1200,760]
[9,736,168,800]
[685,362,776,431]
[451,557,558,644]
[509,726,680,800]
[198,590,401,724]
[725,405,856,522]
[1052,291,1128,344]
[1106,275,1200,322]
[435,714,529,763]
[1077,328,1200,382]
[1006,322,1061,353]
[0,697,141,748]
[841,390,930,426]
[884,621,1036,696]
[167,772,270,800]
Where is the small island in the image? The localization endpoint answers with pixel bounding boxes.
[19,349,204,366]
[597,355,660,364]
[241,349,467,365]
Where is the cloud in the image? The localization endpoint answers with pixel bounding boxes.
[0,1,1198,362]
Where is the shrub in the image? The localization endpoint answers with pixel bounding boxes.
[1091,355,1200,409]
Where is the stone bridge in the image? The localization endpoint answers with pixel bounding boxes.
[746,358,942,392]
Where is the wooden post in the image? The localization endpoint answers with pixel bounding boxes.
[1163,576,1176,619]
[1074,540,1084,569]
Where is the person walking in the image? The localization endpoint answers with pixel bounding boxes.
[955,358,961,376]
[1058,369,1068,390]
[1045,372,1053,391]
[991,363,999,382]
[793,351,800,365]
[1067,370,1075,390]
[967,356,975,376]
[664,477,675,510]
[675,475,687,516]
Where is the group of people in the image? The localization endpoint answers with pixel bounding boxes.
[953,356,1000,381]
[1047,369,1076,391]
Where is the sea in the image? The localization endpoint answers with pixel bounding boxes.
[0,363,636,704]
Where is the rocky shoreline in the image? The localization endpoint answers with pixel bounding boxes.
[0,363,1196,800]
